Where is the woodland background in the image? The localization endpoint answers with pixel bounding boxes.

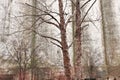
[0,0,120,80]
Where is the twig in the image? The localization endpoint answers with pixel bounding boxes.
[81,0,91,9]
[80,0,97,26]
[32,30,61,45]
[25,3,60,25]
[51,41,62,49]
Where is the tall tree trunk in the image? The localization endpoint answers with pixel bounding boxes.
[2,0,12,42]
[74,0,82,80]
[58,0,72,80]
[100,0,109,76]
[72,0,76,67]
[61,29,72,80]
[7,0,12,35]
[31,0,37,80]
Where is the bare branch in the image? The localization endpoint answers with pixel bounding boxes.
[8,16,55,36]
[39,16,60,29]
[81,24,89,31]
[32,30,61,45]
[65,11,76,28]
[51,41,62,49]
[70,0,76,7]
[80,0,97,26]
[11,14,47,18]
[68,42,73,49]
[5,44,19,63]
[81,0,91,9]
[41,35,61,45]
[25,3,60,25]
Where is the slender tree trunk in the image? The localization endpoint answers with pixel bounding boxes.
[74,0,82,80]
[23,51,27,80]
[72,0,76,67]
[31,0,37,80]
[7,0,12,35]
[100,0,120,76]
[58,0,72,80]
[19,58,23,80]
[19,69,22,80]
[2,0,12,42]
[100,0,109,76]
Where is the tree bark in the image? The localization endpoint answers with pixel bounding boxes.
[74,0,82,80]
[58,0,72,80]
[61,29,72,80]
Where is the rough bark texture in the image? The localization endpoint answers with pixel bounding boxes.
[74,0,82,80]
[58,0,72,80]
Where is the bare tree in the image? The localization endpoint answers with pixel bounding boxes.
[73,0,97,79]
[5,39,30,80]
[25,0,97,80]
[0,0,97,80]
[26,0,73,79]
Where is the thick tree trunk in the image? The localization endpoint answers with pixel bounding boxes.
[74,0,82,80]
[58,0,72,80]
[61,29,72,80]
